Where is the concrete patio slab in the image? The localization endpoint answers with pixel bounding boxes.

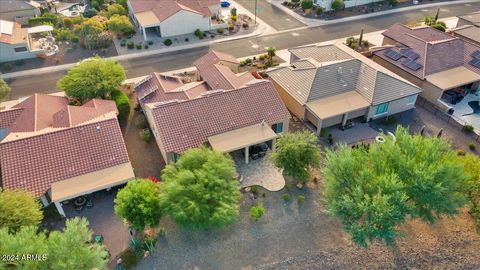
[328,123,380,145]
[231,150,285,191]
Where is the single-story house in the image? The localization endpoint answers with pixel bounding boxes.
[451,25,480,46]
[267,41,422,134]
[0,19,58,63]
[127,0,223,40]
[0,0,41,25]
[0,93,135,217]
[131,51,290,164]
[372,23,480,111]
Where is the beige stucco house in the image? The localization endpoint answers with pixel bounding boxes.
[267,41,422,134]
[128,0,224,40]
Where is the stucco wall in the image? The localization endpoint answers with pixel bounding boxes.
[347,107,368,120]
[367,95,417,120]
[269,79,305,119]
[322,114,343,127]
[159,10,210,37]
[0,42,37,63]
[144,106,170,164]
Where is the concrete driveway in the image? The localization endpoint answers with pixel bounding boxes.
[234,0,306,30]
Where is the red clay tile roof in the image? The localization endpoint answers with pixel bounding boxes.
[193,50,239,72]
[135,73,196,104]
[374,23,480,79]
[200,64,256,90]
[0,118,130,197]
[130,0,219,23]
[0,108,23,129]
[149,80,291,154]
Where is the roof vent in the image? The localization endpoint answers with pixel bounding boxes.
[96,126,101,131]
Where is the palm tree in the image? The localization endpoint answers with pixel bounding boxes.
[267,47,276,66]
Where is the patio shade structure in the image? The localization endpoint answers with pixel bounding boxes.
[305,91,370,132]
[425,66,480,90]
[208,123,278,164]
[50,163,135,216]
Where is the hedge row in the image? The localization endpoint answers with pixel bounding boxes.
[111,90,130,121]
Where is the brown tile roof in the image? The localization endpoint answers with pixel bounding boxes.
[0,118,130,197]
[374,23,480,79]
[458,11,480,27]
[148,80,291,154]
[200,64,256,90]
[193,50,239,72]
[134,73,208,105]
[453,25,480,44]
[6,93,117,134]
[130,0,219,23]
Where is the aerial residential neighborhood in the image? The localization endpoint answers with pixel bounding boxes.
[1,1,480,270]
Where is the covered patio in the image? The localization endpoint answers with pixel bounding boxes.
[135,11,161,40]
[208,123,278,164]
[305,91,370,135]
[433,66,480,105]
[49,163,135,217]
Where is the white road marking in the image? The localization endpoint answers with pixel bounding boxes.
[292,32,300,37]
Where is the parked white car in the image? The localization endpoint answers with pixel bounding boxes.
[59,4,86,17]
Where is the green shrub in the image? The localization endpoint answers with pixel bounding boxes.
[91,0,100,11]
[127,40,134,49]
[249,204,265,220]
[135,114,147,129]
[136,43,142,49]
[463,125,474,133]
[139,129,152,142]
[2,63,12,71]
[282,193,291,202]
[144,44,149,49]
[230,7,237,16]
[53,28,72,41]
[111,90,130,121]
[297,195,305,204]
[432,23,446,32]
[28,13,58,26]
[119,248,139,269]
[228,24,234,31]
[230,15,237,22]
[83,8,98,18]
[217,28,225,34]
[70,35,79,43]
[316,7,324,15]
[63,17,73,29]
[301,0,313,10]
[163,39,172,46]
[120,39,126,46]
[331,0,345,11]
[14,60,25,66]
[469,143,476,151]
[251,185,259,194]
[457,150,466,156]
[194,28,202,36]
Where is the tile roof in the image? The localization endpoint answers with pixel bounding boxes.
[0,20,28,45]
[193,50,240,72]
[4,93,117,135]
[134,73,208,105]
[452,25,480,44]
[200,64,256,90]
[374,23,480,80]
[148,80,291,153]
[129,0,219,23]
[0,118,130,197]
[0,108,23,129]
[458,11,480,27]
[289,44,354,63]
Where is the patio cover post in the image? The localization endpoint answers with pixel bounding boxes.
[244,146,249,164]
[54,201,66,217]
[142,27,147,41]
[316,118,323,136]
[342,112,349,127]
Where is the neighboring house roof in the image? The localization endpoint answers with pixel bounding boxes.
[0,93,130,198]
[0,117,130,197]
[0,19,28,44]
[269,42,422,106]
[0,0,39,13]
[458,11,480,27]
[129,0,219,25]
[374,23,480,83]
[452,25,480,45]
[200,64,256,90]
[289,43,354,62]
[193,50,239,71]
[134,73,208,105]
[146,80,291,154]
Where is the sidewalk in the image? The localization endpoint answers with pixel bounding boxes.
[267,0,478,27]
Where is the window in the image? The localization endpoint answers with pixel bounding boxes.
[272,122,284,133]
[375,102,389,116]
[172,153,180,163]
[14,47,28,53]
[407,95,416,105]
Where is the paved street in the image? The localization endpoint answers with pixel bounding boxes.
[235,0,306,30]
[4,2,480,100]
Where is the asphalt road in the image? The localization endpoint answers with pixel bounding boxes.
[5,2,480,100]
[234,0,306,30]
